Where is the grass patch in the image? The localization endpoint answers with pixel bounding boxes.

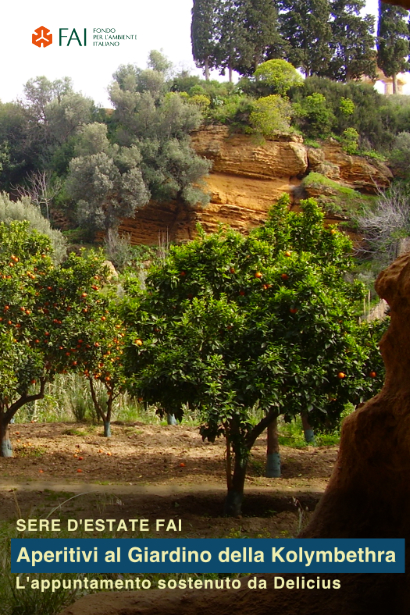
[300,172,375,219]
[62,428,88,437]
[16,445,45,458]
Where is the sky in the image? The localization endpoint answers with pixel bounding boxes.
[0,0,406,107]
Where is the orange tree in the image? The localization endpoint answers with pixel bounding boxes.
[0,221,118,456]
[83,301,127,438]
[35,251,126,438]
[123,196,385,515]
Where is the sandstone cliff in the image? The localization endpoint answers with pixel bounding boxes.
[118,127,392,245]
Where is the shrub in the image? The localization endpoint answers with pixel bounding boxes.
[293,92,335,139]
[339,97,355,116]
[188,94,211,110]
[389,132,410,177]
[0,193,66,263]
[355,184,410,265]
[205,95,255,128]
[253,60,303,96]
[249,95,292,136]
[340,127,360,154]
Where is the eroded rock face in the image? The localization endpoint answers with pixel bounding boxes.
[117,129,392,245]
[190,126,308,179]
[59,253,410,614]
[321,142,392,194]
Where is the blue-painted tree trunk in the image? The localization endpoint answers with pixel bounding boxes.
[167,413,177,425]
[103,421,111,437]
[0,420,13,457]
[266,417,281,477]
[301,413,316,445]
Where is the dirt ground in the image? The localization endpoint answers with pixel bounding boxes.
[0,421,338,537]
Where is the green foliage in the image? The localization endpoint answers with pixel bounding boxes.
[66,146,150,233]
[0,225,126,450]
[249,95,293,136]
[300,172,373,217]
[278,0,332,77]
[254,60,303,96]
[288,76,402,150]
[188,94,211,110]
[205,94,255,129]
[123,196,384,510]
[377,2,410,88]
[339,97,355,116]
[319,0,376,82]
[191,0,282,80]
[108,75,211,208]
[147,50,173,75]
[293,92,335,138]
[340,127,360,154]
[191,0,219,79]
[0,193,66,263]
[45,93,94,145]
[389,131,410,176]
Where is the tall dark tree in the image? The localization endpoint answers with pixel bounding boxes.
[234,0,283,76]
[277,0,333,77]
[215,0,251,81]
[377,1,409,93]
[320,0,377,81]
[191,0,218,80]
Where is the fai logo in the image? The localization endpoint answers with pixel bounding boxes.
[32,26,53,48]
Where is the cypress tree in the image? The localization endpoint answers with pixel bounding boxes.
[321,0,377,81]
[215,0,251,82]
[191,0,218,80]
[377,1,410,94]
[277,0,332,77]
[235,0,283,76]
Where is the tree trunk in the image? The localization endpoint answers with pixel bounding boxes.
[103,421,111,437]
[266,416,281,477]
[301,412,315,444]
[228,64,233,83]
[224,448,248,516]
[58,253,410,615]
[204,57,210,81]
[167,413,177,425]
[393,73,397,95]
[0,418,12,457]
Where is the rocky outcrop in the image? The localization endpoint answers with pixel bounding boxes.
[319,142,392,193]
[118,128,392,245]
[190,126,308,179]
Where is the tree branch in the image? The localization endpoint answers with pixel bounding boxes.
[246,406,280,449]
[4,378,46,424]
